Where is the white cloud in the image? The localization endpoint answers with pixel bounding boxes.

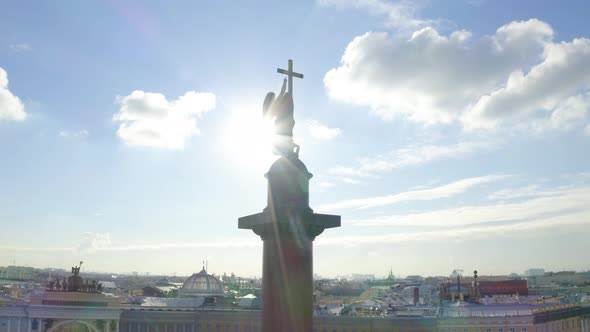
[76,232,112,253]
[318,0,434,31]
[325,19,590,133]
[113,90,215,149]
[319,175,506,211]
[465,35,590,130]
[0,67,26,121]
[487,184,570,200]
[307,120,342,140]
[318,210,590,246]
[329,141,496,178]
[59,129,89,138]
[350,185,590,227]
[8,43,31,52]
[547,93,590,130]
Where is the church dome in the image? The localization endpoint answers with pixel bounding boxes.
[179,268,224,298]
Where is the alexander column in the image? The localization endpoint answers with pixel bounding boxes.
[238,59,340,332]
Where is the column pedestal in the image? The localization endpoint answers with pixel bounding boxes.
[239,156,340,332]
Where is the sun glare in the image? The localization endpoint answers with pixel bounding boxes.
[223,106,277,170]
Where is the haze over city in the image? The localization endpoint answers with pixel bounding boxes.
[1,0,590,278]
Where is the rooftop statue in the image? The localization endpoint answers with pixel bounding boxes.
[46,261,103,293]
[71,261,83,276]
[68,261,84,291]
[263,59,303,159]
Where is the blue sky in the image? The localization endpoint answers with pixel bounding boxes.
[1,0,589,278]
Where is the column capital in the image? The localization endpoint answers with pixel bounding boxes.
[239,211,340,241]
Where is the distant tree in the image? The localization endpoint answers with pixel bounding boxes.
[166,289,178,298]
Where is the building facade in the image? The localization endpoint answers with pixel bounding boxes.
[2,294,590,332]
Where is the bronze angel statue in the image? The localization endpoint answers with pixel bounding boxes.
[263,78,299,158]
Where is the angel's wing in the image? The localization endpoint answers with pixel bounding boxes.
[263,92,275,117]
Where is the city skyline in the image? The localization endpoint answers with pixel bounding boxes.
[1,262,585,281]
[1,0,590,277]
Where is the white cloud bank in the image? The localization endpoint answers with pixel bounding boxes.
[0,67,26,122]
[350,185,590,227]
[307,120,342,140]
[329,141,496,178]
[5,183,588,252]
[318,210,590,246]
[319,174,507,211]
[113,90,215,149]
[325,19,590,132]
